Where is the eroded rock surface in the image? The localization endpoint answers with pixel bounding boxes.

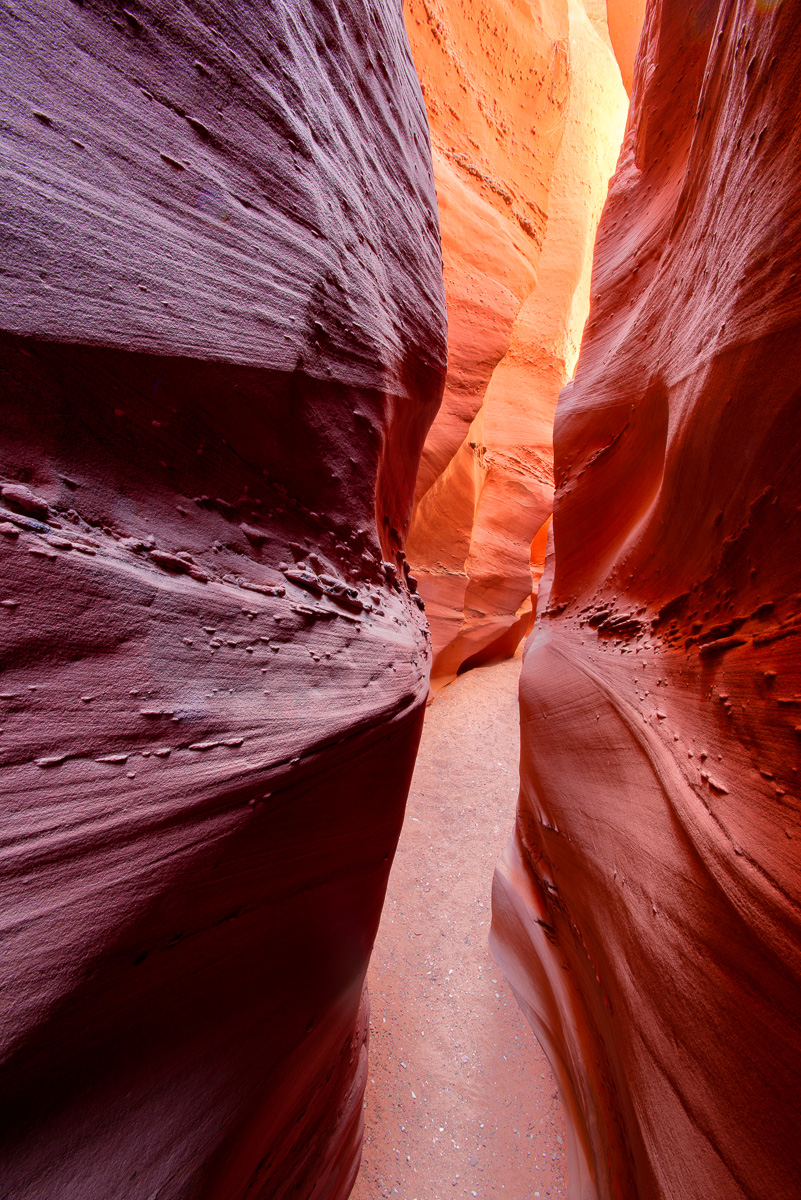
[404,0,631,688]
[0,3,446,1197]
[492,2,801,1197]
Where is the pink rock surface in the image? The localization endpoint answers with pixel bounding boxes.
[0,2,446,1197]
[492,2,801,1197]
[404,0,632,689]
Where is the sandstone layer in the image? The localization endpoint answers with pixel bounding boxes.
[492,2,801,1198]
[606,0,647,94]
[404,0,631,688]
[0,3,446,1197]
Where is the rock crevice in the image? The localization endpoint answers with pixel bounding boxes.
[405,0,639,688]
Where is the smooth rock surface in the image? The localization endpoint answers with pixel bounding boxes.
[405,0,631,688]
[0,2,446,1197]
[492,2,801,1197]
[606,0,647,94]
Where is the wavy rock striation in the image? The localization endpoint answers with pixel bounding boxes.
[492,2,801,1197]
[0,2,446,1197]
[404,0,632,688]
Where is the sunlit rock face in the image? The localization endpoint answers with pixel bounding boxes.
[492,2,801,1198]
[0,2,446,1197]
[404,0,631,689]
[606,0,647,93]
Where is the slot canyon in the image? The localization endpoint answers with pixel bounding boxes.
[0,6,799,1200]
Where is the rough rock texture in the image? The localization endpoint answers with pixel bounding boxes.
[404,0,631,688]
[0,3,446,1197]
[492,2,801,1198]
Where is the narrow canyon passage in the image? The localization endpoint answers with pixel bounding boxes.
[352,657,567,1200]
[4,1,800,1197]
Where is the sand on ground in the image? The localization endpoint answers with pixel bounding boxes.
[350,656,567,1200]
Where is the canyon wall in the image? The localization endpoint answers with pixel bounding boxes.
[404,0,633,688]
[492,1,801,1198]
[606,0,647,93]
[0,3,446,1197]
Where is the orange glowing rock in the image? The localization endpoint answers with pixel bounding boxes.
[405,0,632,688]
[606,0,647,93]
[492,1,801,1196]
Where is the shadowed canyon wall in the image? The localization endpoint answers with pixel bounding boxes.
[404,0,641,688]
[0,2,446,1197]
[492,1,801,1198]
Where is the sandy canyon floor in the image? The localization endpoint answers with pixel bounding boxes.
[351,656,568,1200]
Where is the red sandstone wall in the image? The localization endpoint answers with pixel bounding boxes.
[0,3,446,1197]
[492,1,801,1197]
[404,0,632,689]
